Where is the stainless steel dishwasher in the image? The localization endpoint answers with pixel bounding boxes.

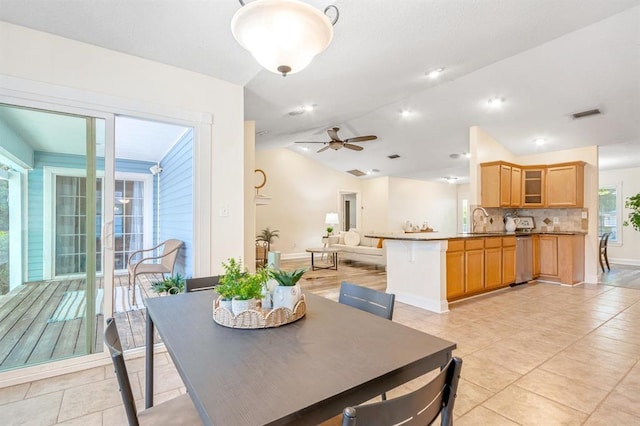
[515,236,533,285]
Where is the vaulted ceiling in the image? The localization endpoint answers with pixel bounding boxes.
[1,0,638,182]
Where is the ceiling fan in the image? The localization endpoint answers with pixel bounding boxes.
[295,127,377,153]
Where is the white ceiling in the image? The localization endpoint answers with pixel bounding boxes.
[0,0,638,182]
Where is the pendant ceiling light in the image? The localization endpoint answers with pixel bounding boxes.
[231,0,339,76]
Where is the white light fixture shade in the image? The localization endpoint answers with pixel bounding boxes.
[231,0,333,76]
[325,212,339,225]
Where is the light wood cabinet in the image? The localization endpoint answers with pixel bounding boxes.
[546,162,585,207]
[502,236,516,285]
[538,234,584,284]
[539,235,558,277]
[481,161,584,208]
[446,250,465,299]
[485,238,502,289]
[480,162,521,208]
[522,167,546,207]
[532,234,540,278]
[465,239,485,293]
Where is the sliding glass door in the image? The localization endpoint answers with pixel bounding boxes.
[0,102,114,372]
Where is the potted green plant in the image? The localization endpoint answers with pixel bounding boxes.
[270,268,307,310]
[256,227,280,252]
[623,192,640,232]
[326,226,334,236]
[151,273,185,295]
[218,258,269,315]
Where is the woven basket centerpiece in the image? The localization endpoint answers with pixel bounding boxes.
[213,295,306,329]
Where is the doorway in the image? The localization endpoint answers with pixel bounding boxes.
[339,191,359,231]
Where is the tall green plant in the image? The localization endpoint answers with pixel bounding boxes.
[256,227,280,251]
[623,193,640,232]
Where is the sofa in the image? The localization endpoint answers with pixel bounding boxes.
[328,230,386,267]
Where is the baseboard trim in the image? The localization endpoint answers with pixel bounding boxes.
[608,258,640,266]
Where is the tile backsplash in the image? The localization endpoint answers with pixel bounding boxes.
[476,208,587,232]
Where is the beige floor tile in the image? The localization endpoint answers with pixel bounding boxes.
[456,406,520,426]
[54,411,102,426]
[458,355,522,393]
[583,402,640,425]
[1,390,63,426]
[58,377,125,422]
[484,385,587,425]
[578,333,640,358]
[539,353,630,391]
[0,382,29,405]
[471,343,550,375]
[26,366,106,398]
[598,388,640,417]
[560,342,638,369]
[453,378,494,416]
[591,323,640,345]
[135,362,185,395]
[102,404,129,426]
[515,369,609,414]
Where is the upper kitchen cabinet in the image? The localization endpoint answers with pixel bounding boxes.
[522,167,546,207]
[481,160,585,208]
[546,162,585,207]
[480,161,521,208]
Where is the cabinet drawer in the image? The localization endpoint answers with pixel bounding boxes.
[447,240,465,252]
[465,239,484,250]
[484,237,502,248]
[502,236,516,247]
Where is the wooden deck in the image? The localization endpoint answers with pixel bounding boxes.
[0,259,387,372]
[0,273,165,372]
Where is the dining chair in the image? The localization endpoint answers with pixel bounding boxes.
[599,232,611,272]
[338,281,395,320]
[341,356,463,426]
[127,239,183,304]
[339,281,395,400]
[186,275,220,292]
[104,318,201,426]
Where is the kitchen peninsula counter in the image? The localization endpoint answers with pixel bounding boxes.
[366,230,587,313]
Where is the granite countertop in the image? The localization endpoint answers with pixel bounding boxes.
[366,230,587,242]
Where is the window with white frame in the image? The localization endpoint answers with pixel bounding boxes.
[598,184,622,244]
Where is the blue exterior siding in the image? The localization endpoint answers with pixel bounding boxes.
[159,129,193,277]
[26,151,156,281]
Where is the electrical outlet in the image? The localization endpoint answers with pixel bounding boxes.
[553,217,559,224]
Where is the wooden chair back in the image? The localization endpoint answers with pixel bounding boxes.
[342,357,463,426]
[104,318,140,426]
[599,232,611,272]
[339,281,395,320]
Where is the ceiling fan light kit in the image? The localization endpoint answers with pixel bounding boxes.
[231,0,339,76]
[295,127,377,153]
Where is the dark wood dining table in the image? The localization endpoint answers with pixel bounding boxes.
[145,291,455,425]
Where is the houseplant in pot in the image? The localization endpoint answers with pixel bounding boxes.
[256,227,280,252]
[218,258,268,315]
[270,268,307,311]
[151,273,185,295]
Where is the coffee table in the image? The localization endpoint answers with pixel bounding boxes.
[306,247,340,270]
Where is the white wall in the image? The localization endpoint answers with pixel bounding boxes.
[0,21,245,276]
[255,148,362,257]
[387,177,458,233]
[244,121,256,271]
[600,167,640,265]
[360,177,390,233]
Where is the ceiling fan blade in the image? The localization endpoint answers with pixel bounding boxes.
[317,145,331,153]
[344,143,364,151]
[344,135,377,143]
[327,127,341,142]
[295,141,327,144]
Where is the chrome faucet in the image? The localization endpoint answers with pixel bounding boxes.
[472,207,490,233]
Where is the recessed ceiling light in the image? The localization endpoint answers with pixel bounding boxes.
[444,176,458,184]
[487,97,504,108]
[299,146,309,151]
[463,152,471,158]
[534,137,546,147]
[303,104,315,112]
[401,109,412,118]
[427,68,444,79]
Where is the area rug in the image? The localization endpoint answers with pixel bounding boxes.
[48,289,104,323]
[114,285,146,312]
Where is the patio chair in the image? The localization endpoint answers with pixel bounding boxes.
[339,281,395,400]
[341,356,463,426]
[127,239,183,304]
[104,318,201,425]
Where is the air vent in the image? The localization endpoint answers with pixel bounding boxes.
[572,108,601,119]
[347,169,366,177]
[387,154,400,159]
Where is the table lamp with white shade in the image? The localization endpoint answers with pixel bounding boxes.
[325,212,339,236]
